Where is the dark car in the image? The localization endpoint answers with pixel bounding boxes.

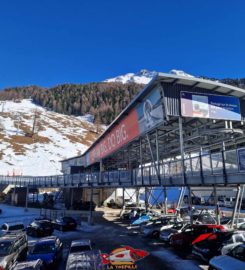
[192,231,233,262]
[170,224,226,250]
[27,220,54,237]
[27,236,62,268]
[52,217,77,231]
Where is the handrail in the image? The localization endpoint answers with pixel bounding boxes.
[0,147,244,187]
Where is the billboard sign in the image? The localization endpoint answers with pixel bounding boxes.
[86,87,164,165]
[181,92,241,121]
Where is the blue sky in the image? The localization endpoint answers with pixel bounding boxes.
[0,0,244,89]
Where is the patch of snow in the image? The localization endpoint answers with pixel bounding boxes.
[76,114,95,123]
[152,250,202,270]
[0,99,100,176]
[104,69,195,84]
[169,69,195,78]
[104,69,157,84]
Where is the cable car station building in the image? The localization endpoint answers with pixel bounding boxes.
[61,73,245,190]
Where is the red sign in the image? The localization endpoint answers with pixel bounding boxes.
[89,109,140,164]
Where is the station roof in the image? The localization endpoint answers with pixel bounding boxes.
[62,73,245,163]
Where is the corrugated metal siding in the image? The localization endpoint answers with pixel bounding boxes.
[162,82,245,119]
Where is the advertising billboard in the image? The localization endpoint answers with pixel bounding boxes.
[86,87,164,165]
[238,148,245,171]
[181,92,241,121]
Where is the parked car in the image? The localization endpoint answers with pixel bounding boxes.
[27,236,63,267]
[66,250,105,270]
[11,259,43,270]
[120,207,145,220]
[52,217,77,231]
[170,224,226,250]
[68,239,92,254]
[221,232,245,255]
[225,218,245,229]
[1,222,25,236]
[0,233,28,270]
[159,222,186,243]
[224,197,236,208]
[192,231,234,262]
[209,243,245,270]
[141,217,181,238]
[27,220,54,237]
[131,210,160,226]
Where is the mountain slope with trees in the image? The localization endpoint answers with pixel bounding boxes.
[0,75,245,126]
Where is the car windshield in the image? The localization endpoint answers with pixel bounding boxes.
[70,245,91,253]
[32,243,55,254]
[230,245,245,261]
[0,242,12,256]
[173,223,183,230]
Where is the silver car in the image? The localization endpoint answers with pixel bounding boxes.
[0,233,28,270]
[209,244,245,270]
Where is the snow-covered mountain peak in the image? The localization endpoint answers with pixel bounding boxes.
[104,69,194,84]
[104,69,157,84]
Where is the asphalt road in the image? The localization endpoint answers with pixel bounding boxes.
[56,208,206,270]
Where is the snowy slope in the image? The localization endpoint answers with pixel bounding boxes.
[0,99,103,176]
[104,69,194,84]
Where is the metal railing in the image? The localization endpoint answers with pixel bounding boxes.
[0,148,244,188]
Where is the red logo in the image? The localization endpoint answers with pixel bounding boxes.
[101,245,149,268]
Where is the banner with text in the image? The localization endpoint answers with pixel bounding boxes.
[86,87,164,165]
[181,91,241,121]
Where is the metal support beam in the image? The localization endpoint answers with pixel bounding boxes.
[145,187,149,211]
[237,185,245,226]
[146,134,162,185]
[88,187,94,225]
[25,186,29,212]
[231,185,241,228]
[70,188,74,209]
[188,186,193,225]
[213,185,220,225]
[177,187,185,209]
[122,188,125,209]
[179,116,186,185]
[136,188,139,207]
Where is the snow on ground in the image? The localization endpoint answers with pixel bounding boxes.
[0,203,40,225]
[0,99,103,176]
[152,250,204,270]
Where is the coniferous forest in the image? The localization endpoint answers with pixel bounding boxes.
[0,77,244,125]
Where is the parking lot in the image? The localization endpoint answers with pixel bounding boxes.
[2,204,244,270]
[0,204,206,269]
[55,207,207,270]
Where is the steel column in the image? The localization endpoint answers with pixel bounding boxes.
[179,116,186,185]
[231,185,241,228]
[25,186,29,212]
[88,187,94,225]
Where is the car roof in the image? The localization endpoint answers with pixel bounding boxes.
[71,239,91,247]
[14,260,42,269]
[34,236,57,244]
[2,222,24,226]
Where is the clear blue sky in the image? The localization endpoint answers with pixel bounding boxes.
[0,0,244,89]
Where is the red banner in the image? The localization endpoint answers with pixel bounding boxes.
[88,109,140,164]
